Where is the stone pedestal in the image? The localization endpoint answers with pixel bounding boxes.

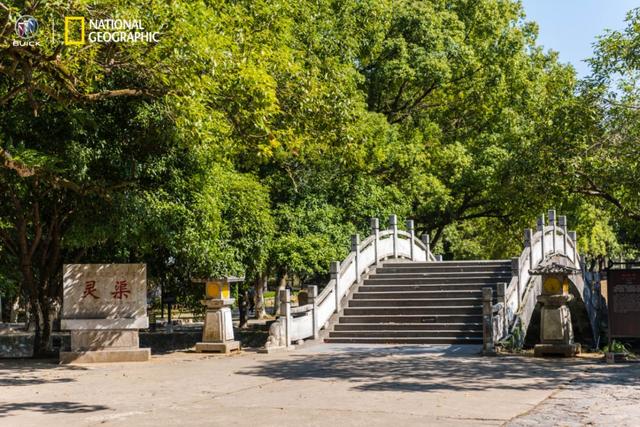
[534,294,580,357]
[195,298,240,354]
[60,319,151,363]
[60,264,151,364]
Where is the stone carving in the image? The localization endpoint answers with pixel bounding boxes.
[265,319,286,348]
[59,264,150,363]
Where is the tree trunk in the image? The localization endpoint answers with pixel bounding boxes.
[10,296,18,323]
[272,272,288,316]
[253,274,267,319]
[238,288,248,329]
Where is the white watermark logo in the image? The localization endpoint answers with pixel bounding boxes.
[64,16,160,45]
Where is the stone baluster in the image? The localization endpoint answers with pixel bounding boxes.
[406,219,415,261]
[351,234,360,281]
[497,282,507,340]
[537,214,545,260]
[482,287,494,354]
[568,231,577,265]
[279,289,291,348]
[390,214,398,258]
[524,228,533,271]
[307,285,319,340]
[511,257,520,310]
[421,233,431,262]
[371,218,380,264]
[548,209,556,253]
[330,261,340,313]
[558,215,568,255]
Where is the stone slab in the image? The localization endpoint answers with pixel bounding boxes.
[59,348,150,364]
[63,264,147,319]
[257,345,295,354]
[194,341,240,354]
[201,298,235,309]
[534,343,581,357]
[61,317,149,330]
[70,330,139,351]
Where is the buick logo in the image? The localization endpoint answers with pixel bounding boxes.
[15,15,39,39]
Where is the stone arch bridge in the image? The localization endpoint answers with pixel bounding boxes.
[264,211,602,352]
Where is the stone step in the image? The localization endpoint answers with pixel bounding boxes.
[364,276,509,285]
[377,266,512,274]
[372,272,512,280]
[328,330,482,338]
[323,337,484,344]
[383,260,510,268]
[353,290,483,299]
[333,322,483,331]
[338,314,483,323]
[342,306,482,316]
[358,284,498,292]
[348,298,481,307]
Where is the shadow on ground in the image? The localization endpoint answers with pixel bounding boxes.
[237,345,633,393]
[0,401,109,417]
[0,359,87,387]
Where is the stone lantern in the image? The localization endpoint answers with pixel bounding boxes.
[192,276,243,354]
[530,263,581,357]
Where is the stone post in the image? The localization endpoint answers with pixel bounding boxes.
[371,217,380,264]
[558,215,568,255]
[537,214,545,260]
[482,287,494,354]
[406,219,415,261]
[497,282,507,340]
[389,214,398,258]
[568,231,577,265]
[307,285,319,340]
[279,289,291,348]
[351,234,360,281]
[524,228,533,271]
[511,257,520,310]
[421,233,431,261]
[435,254,443,262]
[548,209,556,253]
[330,261,340,313]
[533,268,580,357]
[195,277,242,354]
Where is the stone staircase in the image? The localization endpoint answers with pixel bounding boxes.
[325,260,512,344]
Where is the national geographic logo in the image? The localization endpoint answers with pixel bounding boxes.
[64,16,160,45]
[64,16,85,45]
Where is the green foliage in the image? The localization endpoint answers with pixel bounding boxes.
[603,340,636,357]
[7,0,640,339]
[500,321,524,353]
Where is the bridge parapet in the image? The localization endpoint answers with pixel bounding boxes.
[492,210,599,348]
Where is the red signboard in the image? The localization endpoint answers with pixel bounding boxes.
[607,269,640,338]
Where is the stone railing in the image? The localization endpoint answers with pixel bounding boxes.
[263,215,436,351]
[484,210,582,351]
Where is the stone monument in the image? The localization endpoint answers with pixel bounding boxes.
[193,277,242,354]
[531,263,581,357]
[60,264,150,363]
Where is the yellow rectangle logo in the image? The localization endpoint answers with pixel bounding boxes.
[64,16,85,45]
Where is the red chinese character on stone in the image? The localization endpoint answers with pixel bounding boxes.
[81,281,99,299]
[111,280,131,299]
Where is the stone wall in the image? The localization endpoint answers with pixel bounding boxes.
[0,327,269,358]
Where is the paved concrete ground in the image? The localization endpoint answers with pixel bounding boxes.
[1,344,638,426]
